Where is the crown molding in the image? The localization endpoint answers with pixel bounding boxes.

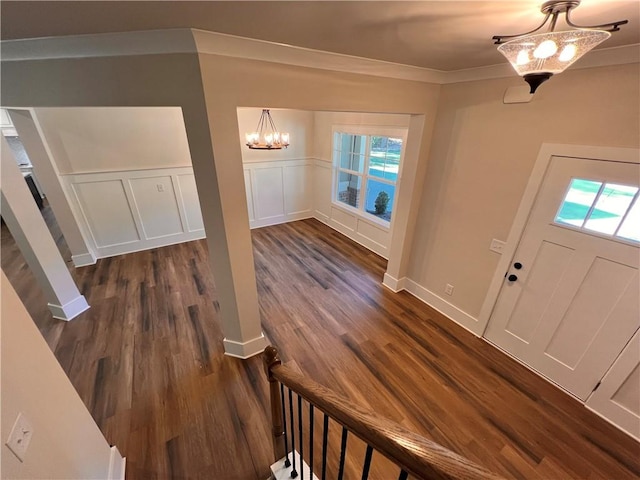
[1,28,637,85]
[190,29,446,84]
[0,29,197,61]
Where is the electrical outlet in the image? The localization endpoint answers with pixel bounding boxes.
[6,413,33,463]
[156,184,165,192]
[445,284,454,296]
[490,238,506,254]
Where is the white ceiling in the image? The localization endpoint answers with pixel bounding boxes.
[2,1,638,71]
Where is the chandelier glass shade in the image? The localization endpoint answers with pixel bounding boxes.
[497,29,610,76]
[245,109,289,150]
[493,0,627,93]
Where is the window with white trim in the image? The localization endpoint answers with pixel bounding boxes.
[554,178,639,243]
[333,131,404,225]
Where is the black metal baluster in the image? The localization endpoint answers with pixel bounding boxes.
[337,427,348,480]
[321,414,329,480]
[309,404,314,479]
[397,469,409,480]
[288,388,298,478]
[298,394,304,480]
[361,445,374,480]
[280,383,291,467]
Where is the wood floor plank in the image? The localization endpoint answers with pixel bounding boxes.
[2,213,639,479]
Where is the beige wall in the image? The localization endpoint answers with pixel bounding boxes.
[1,272,117,479]
[238,107,314,162]
[409,63,640,319]
[35,107,192,174]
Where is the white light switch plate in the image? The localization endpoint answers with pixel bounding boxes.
[490,238,506,254]
[6,413,33,463]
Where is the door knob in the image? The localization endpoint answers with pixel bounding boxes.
[508,274,518,282]
[514,262,523,270]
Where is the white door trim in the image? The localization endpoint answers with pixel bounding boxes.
[477,143,640,335]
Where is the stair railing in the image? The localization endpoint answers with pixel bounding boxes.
[264,346,503,480]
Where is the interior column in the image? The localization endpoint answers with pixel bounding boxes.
[8,109,96,267]
[181,103,267,359]
[0,136,89,321]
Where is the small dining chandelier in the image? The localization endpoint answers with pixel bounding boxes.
[493,0,628,93]
[245,109,290,150]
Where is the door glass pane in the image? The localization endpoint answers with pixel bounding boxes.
[616,198,640,242]
[584,183,638,235]
[554,178,602,227]
[337,172,361,208]
[365,179,395,222]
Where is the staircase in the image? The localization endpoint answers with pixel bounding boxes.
[263,346,503,480]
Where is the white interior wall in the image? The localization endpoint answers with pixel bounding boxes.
[1,271,124,479]
[35,107,192,174]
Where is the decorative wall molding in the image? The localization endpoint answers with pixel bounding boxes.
[244,158,314,229]
[2,29,636,85]
[62,167,205,259]
[312,157,391,258]
[192,29,445,84]
[0,29,197,62]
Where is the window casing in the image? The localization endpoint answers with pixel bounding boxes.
[332,128,405,226]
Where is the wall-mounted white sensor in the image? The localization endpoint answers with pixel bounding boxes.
[504,85,533,104]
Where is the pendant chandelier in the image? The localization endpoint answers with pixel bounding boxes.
[245,109,289,150]
[493,0,628,93]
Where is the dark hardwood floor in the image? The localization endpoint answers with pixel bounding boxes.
[2,212,639,479]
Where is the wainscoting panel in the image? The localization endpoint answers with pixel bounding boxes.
[176,173,205,232]
[283,164,311,215]
[129,176,183,239]
[243,169,255,222]
[244,159,314,229]
[330,206,357,232]
[313,159,332,222]
[64,167,205,258]
[357,218,389,249]
[72,179,140,249]
[253,167,285,221]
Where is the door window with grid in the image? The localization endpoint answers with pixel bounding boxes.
[333,132,403,225]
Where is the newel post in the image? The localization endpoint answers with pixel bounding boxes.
[263,345,286,462]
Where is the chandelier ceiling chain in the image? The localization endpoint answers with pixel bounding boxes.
[245,109,290,150]
[492,0,628,93]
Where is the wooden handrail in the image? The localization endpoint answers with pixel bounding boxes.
[263,346,503,480]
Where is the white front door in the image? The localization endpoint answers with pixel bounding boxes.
[485,156,639,401]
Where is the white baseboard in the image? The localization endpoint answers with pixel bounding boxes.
[382,273,406,292]
[47,295,90,321]
[250,211,313,230]
[223,332,269,359]
[71,251,97,267]
[107,445,126,480]
[271,450,319,480]
[403,278,482,336]
[314,210,329,223]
